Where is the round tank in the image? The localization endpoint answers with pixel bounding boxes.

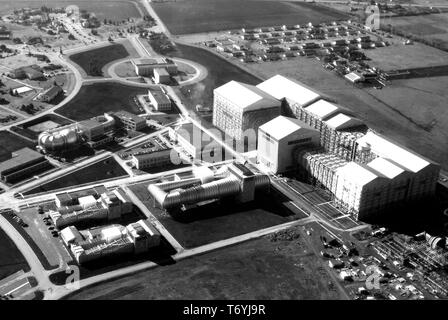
[38,126,81,152]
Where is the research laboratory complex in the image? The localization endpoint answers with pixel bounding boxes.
[0,74,439,267]
[212,75,439,221]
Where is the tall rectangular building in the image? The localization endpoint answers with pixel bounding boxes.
[257,116,319,173]
[213,80,281,141]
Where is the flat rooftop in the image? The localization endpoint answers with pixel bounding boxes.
[0,147,45,174]
[148,89,171,105]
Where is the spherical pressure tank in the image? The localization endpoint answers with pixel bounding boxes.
[38,126,81,152]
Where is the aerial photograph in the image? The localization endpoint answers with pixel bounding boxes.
[0,0,448,306]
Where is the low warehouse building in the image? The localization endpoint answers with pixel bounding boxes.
[0,148,51,183]
[131,147,172,170]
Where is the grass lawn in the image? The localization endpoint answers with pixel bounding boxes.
[0,131,36,162]
[10,114,73,141]
[69,44,130,77]
[152,0,349,35]
[23,157,128,195]
[67,226,344,299]
[0,227,30,280]
[55,82,147,121]
[165,42,261,120]
[129,183,305,249]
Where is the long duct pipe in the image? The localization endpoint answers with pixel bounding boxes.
[148,174,270,209]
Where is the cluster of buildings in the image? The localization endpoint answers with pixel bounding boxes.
[38,111,147,153]
[132,57,178,84]
[48,186,160,264]
[206,22,382,64]
[9,65,45,80]
[0,147,51,183]
[61,219,161,264]
[0,26,12,40]
[50,187,133,229]
[212,74,440,220]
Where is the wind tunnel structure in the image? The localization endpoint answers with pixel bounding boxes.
[148,162,270,210]
[38,124,82,152]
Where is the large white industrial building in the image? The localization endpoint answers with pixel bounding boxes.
[212,80,281,141]
[257,116,320,173]
[256,74,321,109]
[248,74,440,220]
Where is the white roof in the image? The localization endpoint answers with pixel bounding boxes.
[256,74,320,107]
[214,80,280,111]
[324,113,363,130]
[305,99,340,120]
[345,72,363,83]
[259,115,316,140]
[14,86,33,94]
[356,132,431,173]
[367,157,405,179]
[78,195,97,207]
[101,226,123,242]
[336,162,378,186]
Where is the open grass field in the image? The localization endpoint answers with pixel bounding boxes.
[383,13,448,51]
[0,0,142,20]
[68,226,345,299]
[23,157,128,195]
[364,42,448,71]
[129,182,306,249]
[69,44,130,77]
[0,131,36,162]
[10,114,73,141]
[152,0,349,35]
[165,42,261,119]
[0,227,30,281]
[55,82,147,121]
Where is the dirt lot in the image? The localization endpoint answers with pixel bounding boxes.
[68,226,345,300]
[152,0,349,35]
